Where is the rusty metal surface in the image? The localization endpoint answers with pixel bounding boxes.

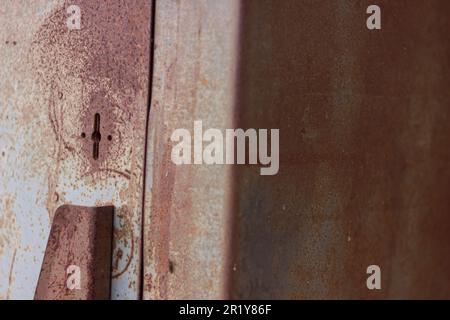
[229,0,450,299]
[1,0,151,299]
[34,205,113,300]
[142,0,450,300]
[2,0,450,300]
[143,0,240,299]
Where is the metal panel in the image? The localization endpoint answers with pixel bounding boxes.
[143,0,240,299]
[0,0,151,299]
[2,0,450,300]
[229,0,450,299]
[144,0,450,299]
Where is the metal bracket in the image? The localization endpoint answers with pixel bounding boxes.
[34,205,114,300]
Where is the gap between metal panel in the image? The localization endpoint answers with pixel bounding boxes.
[139,0,157,301]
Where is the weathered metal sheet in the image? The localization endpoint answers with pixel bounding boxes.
[229,0,450,299]
[144,0,450,300]
[143,0,240,299]
[2,0,450,300]
[0,0,151,299]
[34,205,113,300]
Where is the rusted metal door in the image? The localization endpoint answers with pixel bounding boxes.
[0,0,151,299]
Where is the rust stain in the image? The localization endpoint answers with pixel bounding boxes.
[111,205,134,278]
[143,274,152,293]
[28,0,150,216]
[111,228,134,278]
[0,197,19,262]
[147,141,177,298]
[6,249,17,300]
[80,168,131,180]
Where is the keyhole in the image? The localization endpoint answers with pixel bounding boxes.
[91,113,102,160]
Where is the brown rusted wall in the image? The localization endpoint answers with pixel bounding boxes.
[229,0,450,299]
